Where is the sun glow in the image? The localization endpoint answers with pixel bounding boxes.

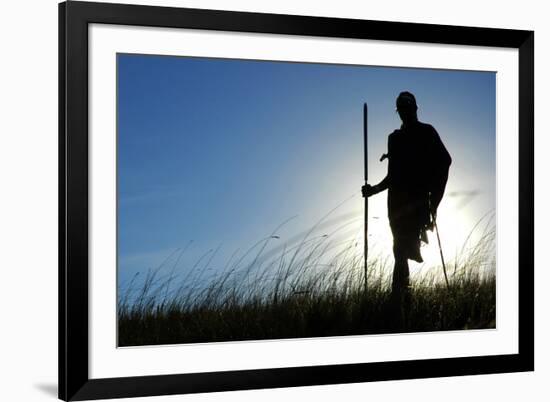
[320,181,495,286]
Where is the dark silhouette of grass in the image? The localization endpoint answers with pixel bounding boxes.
[117,216,496,347]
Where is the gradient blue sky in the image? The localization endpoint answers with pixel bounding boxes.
[117,53,495,288]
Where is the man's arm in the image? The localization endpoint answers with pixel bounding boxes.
[362,133,393,198]
[362,176,389,198]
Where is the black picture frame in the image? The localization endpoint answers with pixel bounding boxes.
[59,1,534,400]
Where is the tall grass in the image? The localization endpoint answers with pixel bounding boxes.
[118,215,496,347]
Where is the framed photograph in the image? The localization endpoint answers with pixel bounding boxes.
[59,1,534,400]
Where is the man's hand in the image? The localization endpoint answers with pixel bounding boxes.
[361,184,377,198]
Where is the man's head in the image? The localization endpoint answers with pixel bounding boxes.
[396,91,418,125]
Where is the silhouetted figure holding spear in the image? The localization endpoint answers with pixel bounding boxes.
[362,92,452,323]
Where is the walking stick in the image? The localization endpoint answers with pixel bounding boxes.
[431,210,450,290]
[363,103,368,293]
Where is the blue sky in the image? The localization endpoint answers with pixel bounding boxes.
[117,53,496,289]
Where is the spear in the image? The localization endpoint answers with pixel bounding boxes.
[431,210,450,290]
[363,102,368,293]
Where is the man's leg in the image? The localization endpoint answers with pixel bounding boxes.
[390,237,411,330]
[392,240,410,295]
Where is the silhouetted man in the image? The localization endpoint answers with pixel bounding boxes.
[362,92,451,304]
